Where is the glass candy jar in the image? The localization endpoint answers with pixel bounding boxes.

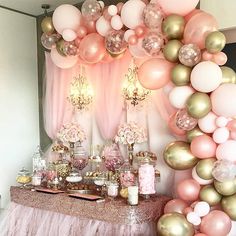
[72,144,88,175]
[16,167,32,188]
[138,157,156,198]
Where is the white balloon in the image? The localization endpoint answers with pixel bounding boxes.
[124,29,135,42]
[186,212,201,226]
[96,16,112,36]
[111,15,123,30]
[121,0,146,29]
[216,116,228,127]
[169,86,195,109]
[216,140,236,161]
[98,1,105,9]
[52,4,81,34]
[198,112,218,133]
[213,127,230,144]
[62,29,77,42]
[191,61,222,93]
[108,5,118,16]
[194,201,210,217]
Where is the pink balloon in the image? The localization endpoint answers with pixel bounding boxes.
[129,38,147,58]
[213,127,230,144]
[177,179,201,202]
[185,9,203,22]
[198,112,217,133]
[116,2,124,14]
[158,0,199,16]
[192,167,213,185]
[62,29,77,41]
[184,12,218,49]
[52,4,81,34]
[202,50,213,61]
[138,58,174,90]
[213,52,227,66]
[227,120,236,132]
[111,15,123,30]
[194,234,207,236]
[200,210,232,236]
[124,30,135,42]
[128,35,138,45]
[108,5,118,16]
[77,25,88,38]
[74,37,81,47]
[184,207,193,215]
[135,25,146,38]
[50,48,78,69]
[211,84,236,118]
[96,16,111,37]
[231,131,236,140]
[191,135,217,159]
[216,140,236,161]
[216,116,228,128]
[103,7,112,21]
[168,113,186,136]
[164,199,188,214]
[82,19,97,33]
[79,33,106,63]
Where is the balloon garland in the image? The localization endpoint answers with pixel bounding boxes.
[40,0,236,235]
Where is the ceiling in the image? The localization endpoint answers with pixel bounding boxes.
[0,0,84,16]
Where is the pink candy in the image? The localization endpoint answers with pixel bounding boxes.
[120,171,135,187]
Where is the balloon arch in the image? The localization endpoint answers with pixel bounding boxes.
[41,0,236,235]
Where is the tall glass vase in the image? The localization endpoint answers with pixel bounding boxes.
[127,143,134,166]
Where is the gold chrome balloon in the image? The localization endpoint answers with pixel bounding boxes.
[205,31,226,54]
[162,14,185,40]
[157,213,194,236]
[196,158,216,180]
[163,40,183,63]
[186,126,205,143]
[214,179,236,196]
[221,66,236,84]
[222,194,236,220]
[186,92,212,119]
[163,141,198,170]
[200,185,222,206]
[56,39,66,56]
[41,16,55,35]
[171,64,192,86]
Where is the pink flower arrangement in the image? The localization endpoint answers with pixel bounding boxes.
[57,123,86,143]
[114,122,147,145]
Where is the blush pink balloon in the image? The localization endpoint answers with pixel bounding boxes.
[116,2,124,14]
[192,167,213,185]
[231,131,236,140]
[184,207,193,215]
[177,179,201,202]
[128,35,138,45]
[77,25,88,38]
[158,0,199,16]
[213,127,230,144]
[111,15,123,30]
[227,120,236,132]
[168,113,186,136]
[190,135,217,159]
[135,25,146,38]
[213,52,227,66]
[200,210,232,236]
[185,9,203,22]
[82,19,97,33]
[184,12,218,49]
[202,50,213,61]
[62,29,77,41]
[198,112,218,133]
[129,38,147,58]
[103,7,112,21]
[138,58,174,90]
[74,37,81,47]
[216,140,236,161]
[164,199,188,214]
[79,33,106,63]
[216,116,228,128]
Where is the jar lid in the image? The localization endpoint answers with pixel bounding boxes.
[18,167,30,176]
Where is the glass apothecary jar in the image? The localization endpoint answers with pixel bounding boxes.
[16,167,32,188]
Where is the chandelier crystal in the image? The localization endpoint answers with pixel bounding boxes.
[122,66,151,106]
[68,74,93,110]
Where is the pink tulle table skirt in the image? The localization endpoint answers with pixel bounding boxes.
[0,187,170,236]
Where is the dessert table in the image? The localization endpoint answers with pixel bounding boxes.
[0,186,170,236]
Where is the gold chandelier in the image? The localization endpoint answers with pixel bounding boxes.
[68,74,93,110]
[122,66,150,106]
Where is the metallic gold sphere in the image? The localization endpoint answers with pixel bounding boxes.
[163,141,198,170]
[214,179,236,196]
[205,31,226,54]
[41,16,55,35]
[221,66,236,84]
[56,39,66,56]
[200,185,222,206]
[162,14,185,40]
[157,213,194,236]
[196,158,216,180]
[222,194,236,220]
[186,126,205,143]
[171,64,192,86]
[163,40,183,63]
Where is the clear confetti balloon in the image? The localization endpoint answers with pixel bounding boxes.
[176,108,198,131]
[64,41,79,56]
[179,44,201,67]
[142,31,164,56]
[41,33,60,50]
[105,30,127,55]
[212,160,236,182]
[81,0,102,21]
[143,3,164,29]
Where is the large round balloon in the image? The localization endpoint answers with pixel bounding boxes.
[79,33,106,63]
[196,158,216,180]
[216,140,236,161]
[121,0,146,29]
[158,0,199,16]
[214,179,236,196]
[50,48,78,69]
[198,112,217,134]
[184,12,218,49]
[171,64,192,86]
[164,141,198,170]
[205,31,226,54]
[41,16,55,35]
[177,179,200,201]
[157,213,194,236]
[200,210,232,236]
[138,58,173,90]
[199,185,222,206]
[96,16,112,36]
[191,61,222,92]
[163,40,183,63]
[52,4,81,34]
[164,199,188,214]
[211,84,236,118]
[221,194,236,220]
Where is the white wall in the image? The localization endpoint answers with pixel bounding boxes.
[0,8,39,208]
[200,0,236,30]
